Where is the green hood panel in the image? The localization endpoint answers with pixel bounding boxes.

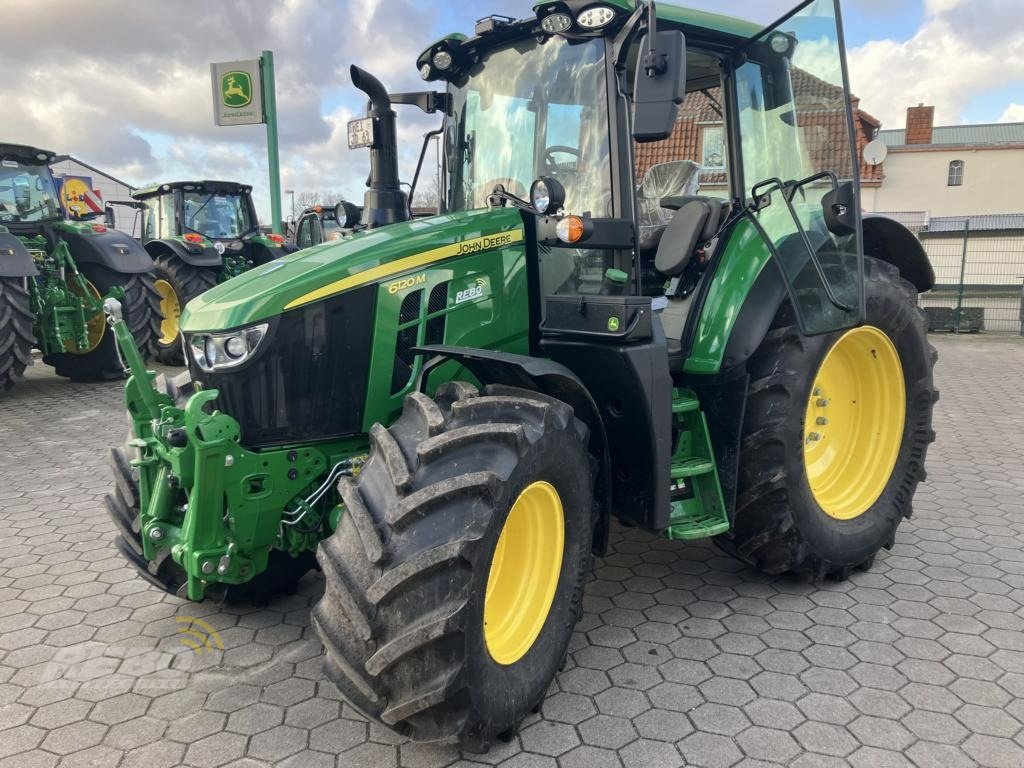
[181,208,525,331]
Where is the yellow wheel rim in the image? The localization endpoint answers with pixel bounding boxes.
[65,278,105,354]
[154,279,182,346]
[484,481,565,665]
[803,325,906,520]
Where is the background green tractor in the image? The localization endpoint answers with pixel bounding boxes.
[106,0,937,751]
[0,143,157,391]
[129,181,292,365]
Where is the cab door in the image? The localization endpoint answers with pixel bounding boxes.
[734,0,863,334]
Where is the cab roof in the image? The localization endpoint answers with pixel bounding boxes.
[132,180,253,200]
[0,144,57,166]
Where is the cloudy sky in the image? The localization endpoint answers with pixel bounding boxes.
[4,0,1021,220]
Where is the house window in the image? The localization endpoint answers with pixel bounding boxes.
[701,126,726,170]
[948,160,964,187]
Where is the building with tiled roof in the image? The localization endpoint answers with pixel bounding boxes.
[862,105,1024,219]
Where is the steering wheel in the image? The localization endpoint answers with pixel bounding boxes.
[543,145,581,176]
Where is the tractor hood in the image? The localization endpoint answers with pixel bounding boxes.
[181,207,525,331]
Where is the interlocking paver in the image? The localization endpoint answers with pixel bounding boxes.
[2,335,1024,766]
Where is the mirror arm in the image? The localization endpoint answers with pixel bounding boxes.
[642,0,667,76]
[409,127,444,212]
[388,91,453,116]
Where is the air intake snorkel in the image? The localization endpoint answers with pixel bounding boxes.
[350,65,410,229]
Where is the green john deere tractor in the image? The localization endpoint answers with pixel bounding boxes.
[105,0,937,750]
[0,144,157,391]
[129,181,291,365]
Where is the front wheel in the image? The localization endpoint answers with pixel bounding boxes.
[313,383,594,751]
[152,256,219,365]
[45,264,159,382]
[717,257,937,578]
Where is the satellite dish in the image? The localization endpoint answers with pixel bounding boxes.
[863,139,889,166]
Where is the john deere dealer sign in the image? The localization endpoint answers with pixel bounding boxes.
[211,59,263,126]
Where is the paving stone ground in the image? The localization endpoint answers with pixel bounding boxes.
[1,334,1023,768]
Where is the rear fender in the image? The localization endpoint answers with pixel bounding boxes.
[0,229,38,277]
[862,214,935,292]
[56,222,154,274]
[145,238,223,268]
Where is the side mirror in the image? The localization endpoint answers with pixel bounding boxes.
[822,181,857,237]
[632,30,687,143]
[104,206,116,229]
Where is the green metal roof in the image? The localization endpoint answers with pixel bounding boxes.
[879,122,1024,147]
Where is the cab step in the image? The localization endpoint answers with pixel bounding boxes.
[665,389,730,541]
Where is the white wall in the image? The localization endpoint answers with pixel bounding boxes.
[49,158,138,235]
[866,147,1024,217]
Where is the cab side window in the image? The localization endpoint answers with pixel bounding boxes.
[296,216,314,249]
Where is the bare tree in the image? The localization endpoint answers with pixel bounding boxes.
[294,190,348,212]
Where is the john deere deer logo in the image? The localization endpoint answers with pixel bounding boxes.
[221,72,252,108]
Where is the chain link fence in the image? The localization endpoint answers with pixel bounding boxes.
[880,212,1024,334]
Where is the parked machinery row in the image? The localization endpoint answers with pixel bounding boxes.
[0,144,351,389]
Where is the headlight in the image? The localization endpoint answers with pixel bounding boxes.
[576,6,616,30]
[530,176,566,215]
[432,50,453,71]
[540,13,572,34]
[189,323,269,372]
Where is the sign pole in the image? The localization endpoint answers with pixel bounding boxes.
[261,50,283,235]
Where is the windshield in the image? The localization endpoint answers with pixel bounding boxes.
[446,36,612,216]
[183,192,254,239]
[0,162,61,224]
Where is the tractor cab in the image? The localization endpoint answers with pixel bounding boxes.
[0,145,65,233]
[420,0,866,344]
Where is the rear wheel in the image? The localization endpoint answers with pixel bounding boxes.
[0,276,34,392]
[45,264,159,382]
[105,370,316,602]
[717,257,937,577]
[152,256,219,365]
[313,383,594,750]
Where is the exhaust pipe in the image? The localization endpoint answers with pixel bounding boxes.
[351,65,409,229]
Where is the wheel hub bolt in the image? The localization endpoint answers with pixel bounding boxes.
[806,432,822,443]
[816,398,829,407]
[816,417,829,426]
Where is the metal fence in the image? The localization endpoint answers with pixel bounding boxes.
[880,212,1024,334]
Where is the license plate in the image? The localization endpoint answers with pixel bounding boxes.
[347,117,375,149]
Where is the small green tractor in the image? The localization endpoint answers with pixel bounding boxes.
[0,143,156,391]
[128,181,291,365]
[106,0,936,751]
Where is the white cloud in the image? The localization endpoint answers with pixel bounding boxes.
[1000,104,1024,123]
[848,0,1024,129]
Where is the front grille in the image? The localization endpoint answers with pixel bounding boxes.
[193,285,376,448]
